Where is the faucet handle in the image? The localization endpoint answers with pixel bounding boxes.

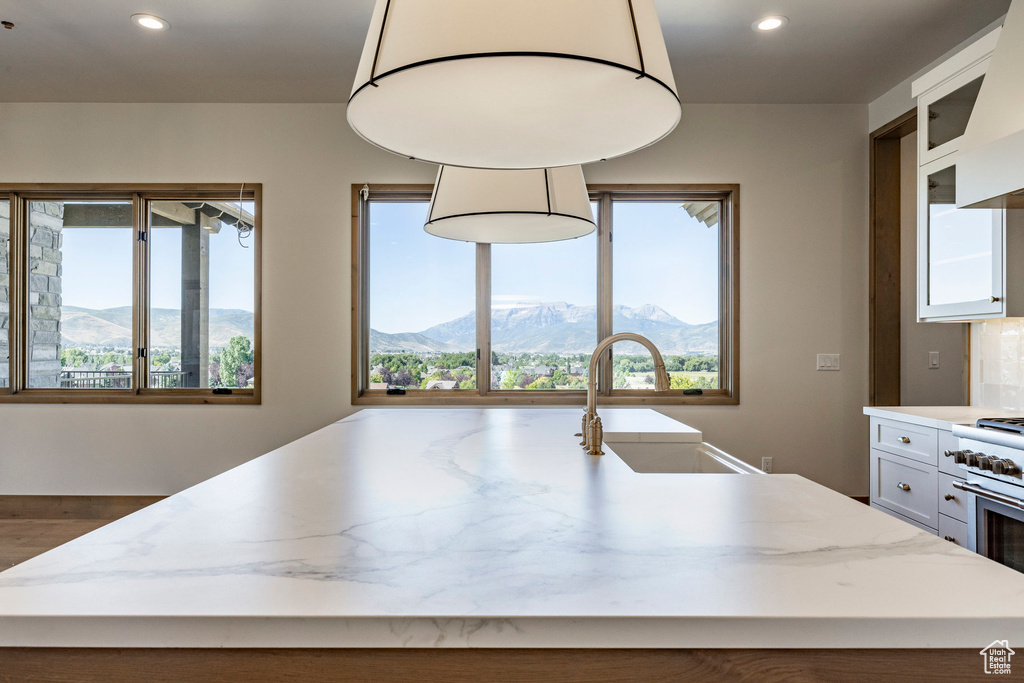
[587,416,605,455]
[579,410,592,446]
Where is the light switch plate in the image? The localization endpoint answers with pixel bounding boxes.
[816,353,840,371]
[929,351,940,369]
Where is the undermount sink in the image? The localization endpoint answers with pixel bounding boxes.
[607,441,762,474]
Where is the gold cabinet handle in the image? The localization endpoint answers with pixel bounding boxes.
[944,535,959,544]
[991,296,1002,303]
[897,482,911,491]
[898,436,911,444]
[944,493,956,502]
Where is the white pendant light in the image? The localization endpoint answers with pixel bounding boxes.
[425,165,595,243]
[348,0,680,170]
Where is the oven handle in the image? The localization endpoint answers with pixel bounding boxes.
[953,480,1024,510]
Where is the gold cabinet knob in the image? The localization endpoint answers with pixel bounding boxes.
[991,296,1002,303]
[898,436,911,444]
[944,535,959,545]
[944,493,956,501]
[897,482,910,491]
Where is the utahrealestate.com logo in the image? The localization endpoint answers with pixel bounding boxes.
[981,640,1015,675]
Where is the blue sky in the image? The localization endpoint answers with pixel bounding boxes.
[58,203,255,312]
[369,200,720,334]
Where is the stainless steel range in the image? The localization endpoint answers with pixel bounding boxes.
[950,418,1024,574]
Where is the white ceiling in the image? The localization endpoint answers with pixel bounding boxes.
[0,0,1011,104]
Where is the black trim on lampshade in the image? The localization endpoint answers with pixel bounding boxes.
[427,165,445,224]
[348,51,680,106]
[368,0,393,87]
[425,210,596,227]
[626,0,646,79]
[543,169,552,216]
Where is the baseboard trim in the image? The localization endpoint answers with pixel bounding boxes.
[0,496,166,520]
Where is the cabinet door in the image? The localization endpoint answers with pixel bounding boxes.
[917,59,988,167]
[870,449,939,529]
[918,156,1004,321]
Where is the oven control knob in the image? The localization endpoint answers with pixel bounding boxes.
[964,451,979,467]
[977,455,995,470]
[954,450,968,464]
[993,459,1020,476]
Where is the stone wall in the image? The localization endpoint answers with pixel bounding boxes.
[0,200,8,387]
[28,202,63,388]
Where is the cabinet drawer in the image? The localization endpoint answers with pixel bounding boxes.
[938,430,962,476]
[939,473,969,522]
[870,449,938,528]
[871,418,938,466]
[870,502,937,534]
[939,513,969,548]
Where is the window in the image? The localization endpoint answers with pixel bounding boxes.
[0,186,261,403]
[353,184,737,405]
[0,197,8,389]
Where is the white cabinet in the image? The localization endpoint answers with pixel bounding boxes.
[868,416,968,542]
[912,27,1024,321]
[917,156,1007,320]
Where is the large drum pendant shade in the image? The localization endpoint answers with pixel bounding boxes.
[425,166,595,243]
[348,0,680,170]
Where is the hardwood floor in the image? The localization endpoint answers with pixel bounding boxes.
[0,496,163,570]
[0,519,110,570]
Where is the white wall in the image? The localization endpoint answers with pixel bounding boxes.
[0,102,870,496]
[899,134,968,406]
[868,17,1005,132]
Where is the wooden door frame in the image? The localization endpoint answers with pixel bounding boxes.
[869,109,917,406]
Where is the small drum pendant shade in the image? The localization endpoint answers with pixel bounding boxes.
[425,166,595,243]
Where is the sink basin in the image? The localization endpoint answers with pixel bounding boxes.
[607,441,762,474]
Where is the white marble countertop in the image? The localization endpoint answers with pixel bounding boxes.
[585,407,701,442]
[2,408,1024,649]
[864,405,1024,430]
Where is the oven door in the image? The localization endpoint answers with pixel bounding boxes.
[956,480,1024,574]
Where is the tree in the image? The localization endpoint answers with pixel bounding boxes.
[221,336,254,388]
[501,368,524,389]
[527,376,554,390]
[61,348,88,368]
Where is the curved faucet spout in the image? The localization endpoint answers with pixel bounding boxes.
[582,333,671,453]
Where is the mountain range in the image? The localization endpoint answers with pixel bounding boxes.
[60,306,254,349]
[371,302,717,355]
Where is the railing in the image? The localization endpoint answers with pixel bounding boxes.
[59,370,188,389]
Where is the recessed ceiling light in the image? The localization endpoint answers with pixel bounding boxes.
[753,16,788,31]
[131,14,169,30]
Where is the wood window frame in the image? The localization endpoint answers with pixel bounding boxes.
[0,184,262,405]
[352,183,739,406]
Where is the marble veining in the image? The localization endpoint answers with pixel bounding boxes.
[1,408,1024,648]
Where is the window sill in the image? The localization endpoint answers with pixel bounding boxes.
[353,390,736,406]
[0,390,260,405]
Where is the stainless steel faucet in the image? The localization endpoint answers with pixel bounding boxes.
[577,333,670,455]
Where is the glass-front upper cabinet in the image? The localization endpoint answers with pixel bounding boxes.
[917,157,1004,321]
[913,27,999,167]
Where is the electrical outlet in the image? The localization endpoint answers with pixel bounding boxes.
[761,457,773,474]
[816,354,840,371]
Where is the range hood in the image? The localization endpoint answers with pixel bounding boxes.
[958,0,1024,209]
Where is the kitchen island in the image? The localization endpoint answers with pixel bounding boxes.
[2,408,1023,679]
